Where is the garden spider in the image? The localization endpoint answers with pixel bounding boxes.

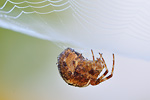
[57,48,115,87]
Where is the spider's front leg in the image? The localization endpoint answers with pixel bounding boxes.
[91,54,115,85]
[91,49,95,61]
[97,53,109,79]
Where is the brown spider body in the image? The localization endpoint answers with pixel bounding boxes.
[57,48,115,87]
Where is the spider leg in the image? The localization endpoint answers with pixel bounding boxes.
[98,54,115,83]
[97,53,109,79]
[91,54,115,85]
[99,53,107,69]
[91,49,95,61]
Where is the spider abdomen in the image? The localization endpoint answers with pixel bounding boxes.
[57,48,91,87]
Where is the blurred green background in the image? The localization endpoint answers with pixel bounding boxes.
[0,27,64,100]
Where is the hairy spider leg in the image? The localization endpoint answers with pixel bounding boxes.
[91,54,115,85]
[97,53,109,80]
[91,49,95,61]
[98,54,115,83]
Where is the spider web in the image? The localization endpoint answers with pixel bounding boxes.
[0,0,150,60]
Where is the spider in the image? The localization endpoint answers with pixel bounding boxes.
[57,48,115,87]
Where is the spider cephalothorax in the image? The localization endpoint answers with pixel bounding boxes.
[57,48,115,87]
